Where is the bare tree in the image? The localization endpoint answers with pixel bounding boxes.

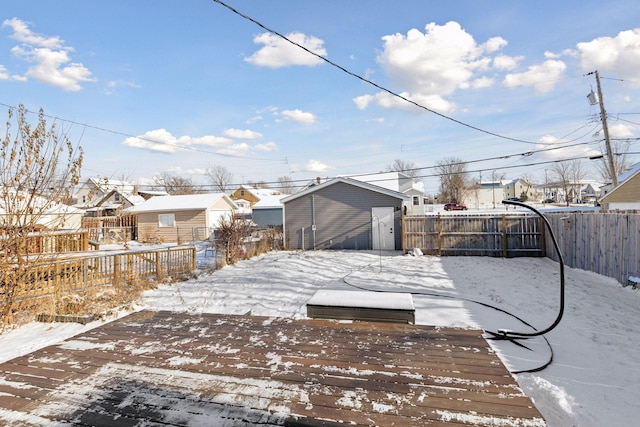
[595,139,633,184]
[436,157,470,204]
[0,105,83,325]
[550,159,587,206]
[206,165,234,193]
[154,172,199,195]
[387,159,418,178]
[277,176,294,194]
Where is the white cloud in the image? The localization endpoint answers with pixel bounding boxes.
[353,94,374,110]
[282,109,316,124]
[103,80,141,95]
[123,129,231,153]
[609,122,634,138]
[245,32,326,68]
[123,129,185,154]
[218,143,250,157]
[2,18,94,91]
[493,54,523,71]
[2,18,62,48]
[254,142,278,152]
[222,128,263,140]
[503,60,566,93]
[361,21,509,113]
[534,134,600,161]
[471,76,494,89]
[305,159,332,173]
[354,91,456,114]
[577,28,640,86]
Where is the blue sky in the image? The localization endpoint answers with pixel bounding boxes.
[1,0,639,194]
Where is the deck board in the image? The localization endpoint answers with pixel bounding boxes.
[0,311,546,426]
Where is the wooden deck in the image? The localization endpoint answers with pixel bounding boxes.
[0,311,546,426]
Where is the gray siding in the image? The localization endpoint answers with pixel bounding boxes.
[253,208,283,228]
[284,182,404,250]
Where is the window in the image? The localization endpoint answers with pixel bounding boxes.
[412,196,420,206]
[158,213,175,227]
[115,193,121,202]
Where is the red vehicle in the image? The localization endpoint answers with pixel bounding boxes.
[444,203,468,211]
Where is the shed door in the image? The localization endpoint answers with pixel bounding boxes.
[372,207,395,250]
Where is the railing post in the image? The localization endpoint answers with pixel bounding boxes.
[113,254,120,286]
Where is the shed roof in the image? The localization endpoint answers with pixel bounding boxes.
[252,194,286,209]
[127,193,236,213]
[282,177,410,203]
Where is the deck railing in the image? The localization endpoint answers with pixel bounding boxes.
[2,246,196,305]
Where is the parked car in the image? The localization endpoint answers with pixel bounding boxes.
[444,203,468,211]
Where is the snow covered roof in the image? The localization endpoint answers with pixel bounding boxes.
[127,193,236,213]
[617,161,640,183]
[252,194,286,209]
[282,177,410,203]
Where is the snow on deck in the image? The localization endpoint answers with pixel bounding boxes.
[0,310,546,426]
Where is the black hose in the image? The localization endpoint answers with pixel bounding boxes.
[486,200,566,338]
[341,274,554,374]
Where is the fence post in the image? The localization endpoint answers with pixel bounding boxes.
[502,215,508,258]
[437,215,442,256]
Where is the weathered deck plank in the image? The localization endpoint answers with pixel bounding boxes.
[0,311,546,426]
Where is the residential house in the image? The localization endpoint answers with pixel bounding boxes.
[73,178,166,215]
[230,185,281,208]
[598,162,640,210]
[504,179,543,201]
[346,172,429,215]
[127,193,238,244]
[467,180,505,209]
[282,177,409,250]
[0,192,84,230]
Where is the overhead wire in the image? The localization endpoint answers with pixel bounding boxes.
[210,0,546,146]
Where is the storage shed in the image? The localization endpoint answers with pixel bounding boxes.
[282,177,409,250]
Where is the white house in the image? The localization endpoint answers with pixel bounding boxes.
[346,172,429,215]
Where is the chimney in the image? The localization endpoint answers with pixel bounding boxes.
[316,177,321,184]
[133,185,138,196]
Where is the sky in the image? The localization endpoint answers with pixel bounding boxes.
[1,0,639,194]
[1,247,639,426]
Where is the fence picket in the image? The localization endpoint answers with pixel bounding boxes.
[2,247,196,306]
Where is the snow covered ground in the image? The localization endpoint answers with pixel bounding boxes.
[1,247,638,426]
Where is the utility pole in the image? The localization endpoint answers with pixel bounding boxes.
[587,70,618,186]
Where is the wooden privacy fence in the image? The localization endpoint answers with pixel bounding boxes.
[82,215,138,243]
[543,211,640,286]
[402,214,545,257]
[2,246,196,305]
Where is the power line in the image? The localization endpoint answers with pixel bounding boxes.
[0,102,282,162]
[211,0,545,146]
